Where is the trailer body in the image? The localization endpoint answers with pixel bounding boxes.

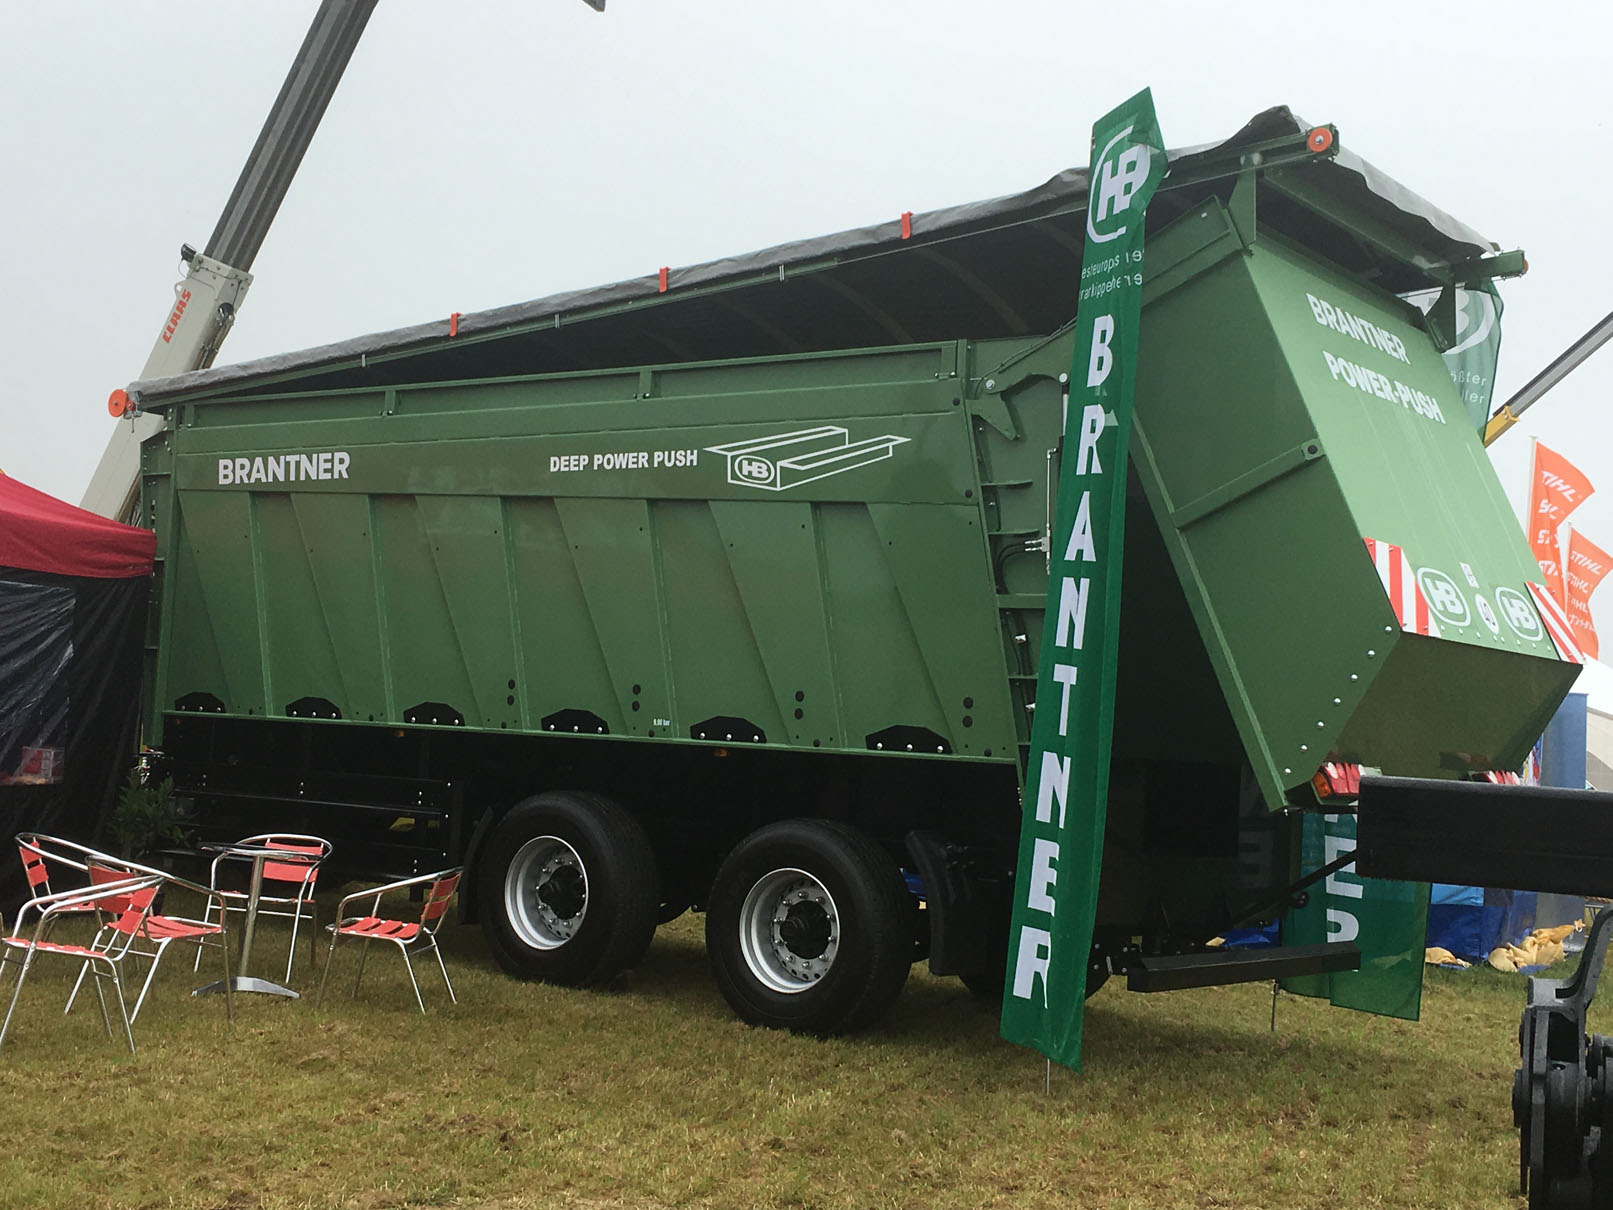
[131,109,1579,1032]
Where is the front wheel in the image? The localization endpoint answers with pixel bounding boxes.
[706,819,912,1036]
[478,790,659,986]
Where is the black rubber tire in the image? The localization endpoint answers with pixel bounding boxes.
[478,790,659,986]
[706,819,912,1036]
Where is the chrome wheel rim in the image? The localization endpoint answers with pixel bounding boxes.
[739,867,839,994]
[505,834,588,949]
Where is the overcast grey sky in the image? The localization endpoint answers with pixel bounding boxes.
[1,1,1609,703]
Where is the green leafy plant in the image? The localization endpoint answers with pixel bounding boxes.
[106,764,187,859]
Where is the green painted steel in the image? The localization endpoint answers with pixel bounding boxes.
[1125,196,1578,812]
[147,344,1030,766]
[139,162,1578,843]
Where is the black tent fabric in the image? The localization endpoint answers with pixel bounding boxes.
[0,472,154,909]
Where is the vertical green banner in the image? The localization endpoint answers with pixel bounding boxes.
[1443,283,1504,432]
[1282,812,1429,1021]
[999,88,1166,1071]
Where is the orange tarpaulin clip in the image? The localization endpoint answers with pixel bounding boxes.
[658,267,669,293]
[448,312,461,337]
[900,211,913,240]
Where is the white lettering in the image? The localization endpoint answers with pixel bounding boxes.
[1035,751,1070,829]
[1028,838,1060,915]
[249,457,266,484]
[1086,316,1115,388]
[1055,576,1090,650]
[1063,491,1096,562]
[334,451,350,479]
[1051,663,1078,736]
[317,452,333,479]
[1324,835,1363,900]
[1011,926,1053,1004]
[1074,405,1106,476]
[218,459,234,485]
[1326,907,1360,943]
[234,458,250,484]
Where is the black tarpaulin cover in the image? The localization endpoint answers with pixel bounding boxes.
[0,472,153,906]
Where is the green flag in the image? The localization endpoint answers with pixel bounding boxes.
[1444,283,1505,432]
[1410,283,1505,432]
[1282,812,1429,1021]
[999,88,1166,1070]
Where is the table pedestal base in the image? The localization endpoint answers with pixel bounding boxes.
[194,976,299,999]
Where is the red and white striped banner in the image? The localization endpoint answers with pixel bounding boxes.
[1527,581,1585,664]
[1363,537,1440,637]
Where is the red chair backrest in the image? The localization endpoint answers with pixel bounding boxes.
[262,841,324,888]
[88,860,133,908]
[87,861,158,934]
[18,844,50,895]
[421,872,461,928]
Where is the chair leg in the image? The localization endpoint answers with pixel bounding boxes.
[401,944,426,1013]
[64,927,115,1014]
[351,938,371,1000]
[0,949,37,1051]
[106,963,136,1054]
[431,941,458,1006]
[216,924,235,1023]
[90,964,114,1039]
[129,939,171,1023]
[191,896,218,972]
[316,930,340,1009]
[283,905,300,983]
[306,903,319,974]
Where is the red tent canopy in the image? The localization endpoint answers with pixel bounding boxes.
[0,472,155,579]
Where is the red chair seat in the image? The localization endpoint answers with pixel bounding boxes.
[338,918,421,942]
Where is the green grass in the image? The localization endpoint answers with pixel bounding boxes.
[0,892,1587,1209]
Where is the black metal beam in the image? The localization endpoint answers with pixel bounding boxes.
[1357,775,1613,897]
[1127,941,1360,992]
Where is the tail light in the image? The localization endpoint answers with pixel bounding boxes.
[1311,761,1363,802]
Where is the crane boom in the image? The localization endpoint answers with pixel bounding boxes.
[81,0,380,520]
[81,0,605,520]
[1482,307,1613,446]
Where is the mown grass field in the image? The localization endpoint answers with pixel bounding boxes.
[0,888,1592,1210]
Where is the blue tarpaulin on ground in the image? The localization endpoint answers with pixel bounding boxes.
[1425,885,1537,959]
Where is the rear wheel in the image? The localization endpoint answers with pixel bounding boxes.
[706,819,912,1035]
[478,790,658,986]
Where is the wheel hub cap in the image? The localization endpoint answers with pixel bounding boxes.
[506,835,588,950]
[739,868,840,994]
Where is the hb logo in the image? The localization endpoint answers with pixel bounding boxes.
[735,456,773,485]
[1417,568,1470,627]
[1088,125,1153,244]
[1495,586,1544,642]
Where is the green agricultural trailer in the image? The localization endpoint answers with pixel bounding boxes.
[124,109,1584,1062]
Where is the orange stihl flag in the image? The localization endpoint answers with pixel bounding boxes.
[1527,440,1596,606]
[1564,528,1612,660]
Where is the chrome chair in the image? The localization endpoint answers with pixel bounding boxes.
[0,872,166,1052]
[317,868,462,1013]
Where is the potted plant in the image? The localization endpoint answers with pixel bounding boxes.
[106,764,189,863]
